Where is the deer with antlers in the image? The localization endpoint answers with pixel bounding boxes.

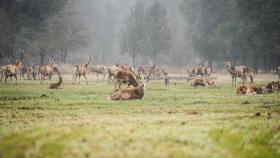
[110,82,145,100]
[114,68,140,89]
[40,56,58,84]
[1,49,24,84]
[226,61,254,87]
[72,57,92,84]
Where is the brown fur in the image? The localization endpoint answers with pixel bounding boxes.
[236,85,263,95]
[72,57,91,84]
[115,70,139,88]
[27,65,37,80]
[265,81,280,93]
[90,65,107,80]
[226,61,254,87]
[110,83,145,100]
[192,78,215,87]
[49,77,63,89]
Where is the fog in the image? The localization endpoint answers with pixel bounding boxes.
[73,0,190,66]
[0,0,279,71]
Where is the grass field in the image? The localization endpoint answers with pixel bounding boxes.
[0,74,279,158]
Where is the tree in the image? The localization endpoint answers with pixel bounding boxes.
[120,1,147,68]
[146,0,171,64]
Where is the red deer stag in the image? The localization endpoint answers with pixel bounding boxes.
[225,61,254,87]
[115,68,139,89]
[72,57,91,84]
[110,82,145,100]
[137,65,156,80]
[1,50,24,84]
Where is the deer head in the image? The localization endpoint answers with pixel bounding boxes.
[225,61,232,68]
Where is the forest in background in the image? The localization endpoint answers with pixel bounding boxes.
[0,0,279,72]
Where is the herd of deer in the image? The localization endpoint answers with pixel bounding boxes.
[0,51,279,99]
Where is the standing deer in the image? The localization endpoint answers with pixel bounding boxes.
[20,65,28,80]
[27,65,37,80]
[115,69,140,89]
[1,50,24,84]
[226,61,254,87]
[90,65,107,80]
[72,57,91,84]
[40,56,57,84]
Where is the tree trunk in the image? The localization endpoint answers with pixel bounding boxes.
[61,48,67,64]
[132,54,136,69]
[40,53,45,65]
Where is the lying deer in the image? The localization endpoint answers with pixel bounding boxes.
[72,57,91,84]
[49,77,63,89]
[110,82,145,100]
[1,50,24,84]
[236,85,263,95]
[265,81,280,93]
[192,78,215,87]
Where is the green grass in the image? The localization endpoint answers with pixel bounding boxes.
[0,75,279,158]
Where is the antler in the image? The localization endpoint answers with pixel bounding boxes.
[20,48,24,61]
[87,57,92,65]
[51,55,55,64]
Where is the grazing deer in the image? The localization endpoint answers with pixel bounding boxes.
[72,57,91,84]
[90,65,107,80]
[40,56,57,84]
[236,85,263,95]
[110,82,145,100]
[1,51,24,84]
[225,61,254,87]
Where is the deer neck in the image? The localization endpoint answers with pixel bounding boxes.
[227,66,237,75]
[15,61,22,69]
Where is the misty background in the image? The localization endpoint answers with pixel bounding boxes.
[0,0,279,72]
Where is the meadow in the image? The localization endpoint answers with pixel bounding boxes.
[0,74,279,158]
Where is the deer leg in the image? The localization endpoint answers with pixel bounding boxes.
[14,75,17,85]
[78,75,81,84]
[97,73,99,80]
[103,73,105,81]
[72,74,76,84]
[84,74,88,85]
[5,75,8,84]
[250,75,254,83]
